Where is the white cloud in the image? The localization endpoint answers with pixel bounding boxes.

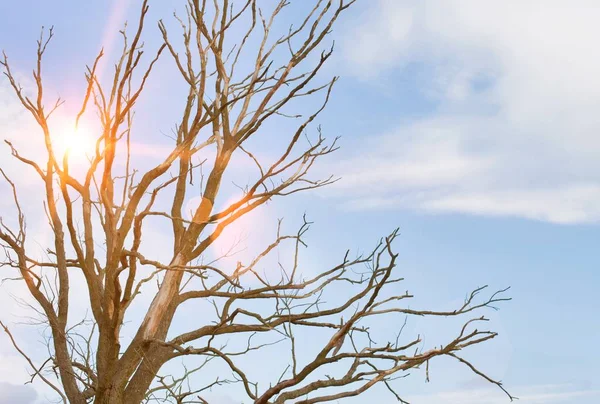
[0,382,37,404]
[334,0,600,223]
[408,384,600,404]
[423,185,600,224]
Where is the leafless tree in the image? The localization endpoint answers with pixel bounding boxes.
[0,1,513,403]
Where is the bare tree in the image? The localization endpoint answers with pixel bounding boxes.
[0,1,513,403]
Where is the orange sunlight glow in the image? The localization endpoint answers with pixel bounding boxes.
[56,125,95,160]
[185,193,272,274]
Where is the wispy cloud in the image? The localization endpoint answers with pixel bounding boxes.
[407,384,600,404]
[332,0,600,224]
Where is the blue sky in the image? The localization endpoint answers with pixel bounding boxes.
[0,1,599,403]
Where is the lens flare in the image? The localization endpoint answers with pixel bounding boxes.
[57,125,95,159]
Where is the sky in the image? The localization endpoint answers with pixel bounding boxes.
[0,1,599,403]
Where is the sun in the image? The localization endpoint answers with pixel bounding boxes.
[56,125,95,159]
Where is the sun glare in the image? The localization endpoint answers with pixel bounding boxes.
[57,125,95,159]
